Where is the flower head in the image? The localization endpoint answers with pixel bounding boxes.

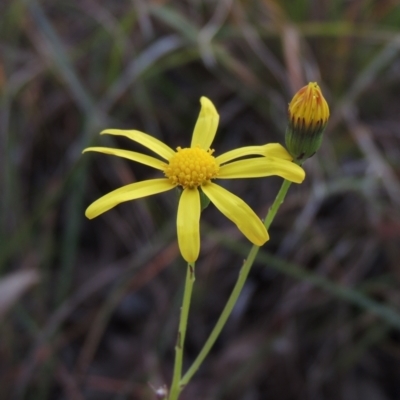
[286,82,329,162]
[84,97,305,262]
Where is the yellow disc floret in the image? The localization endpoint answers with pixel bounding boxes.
[164,146,219,188]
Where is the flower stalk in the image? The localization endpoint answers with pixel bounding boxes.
[169,262,196,400]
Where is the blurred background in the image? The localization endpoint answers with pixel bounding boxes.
[2,0,400,399]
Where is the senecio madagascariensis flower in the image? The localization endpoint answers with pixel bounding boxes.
[84,97,305,262]
[286,82,330,162]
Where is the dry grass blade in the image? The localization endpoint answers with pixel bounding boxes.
[342,105,400,207]
[0,269,39,318]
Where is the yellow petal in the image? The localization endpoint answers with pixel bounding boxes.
[85,178,173,219]
[177,188,201,263]
[262,143,293,160]
[202,183,269,246]
[100,129,175,160]
[218,158,305,183]
[190,97,219,150]
[83,147,166,170]
[216,143,293,165]
[216,146,268,165]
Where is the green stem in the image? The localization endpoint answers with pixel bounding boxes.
[263,180,292,229]
[168,262,195,400]
[180,179,293,387]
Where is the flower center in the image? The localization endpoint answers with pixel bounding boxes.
[164,146,219,188]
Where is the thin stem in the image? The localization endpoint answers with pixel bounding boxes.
[180,179,293,387]
[264,179,292,230]
[168,262,195,400]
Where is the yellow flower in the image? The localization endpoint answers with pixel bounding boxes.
[84,97,305,262]
[286,82,330,162]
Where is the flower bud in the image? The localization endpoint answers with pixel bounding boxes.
[285,82,329,163]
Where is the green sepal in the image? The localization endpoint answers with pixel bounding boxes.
[285,124,326,163]
[175,186,183,204]
[175,186,210,212]
[199,188,211,211]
